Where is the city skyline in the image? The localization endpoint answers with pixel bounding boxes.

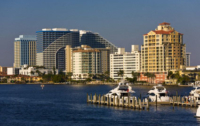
[0,0,199,66]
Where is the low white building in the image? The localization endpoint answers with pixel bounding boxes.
[19,64,58,76]
[185,65,200,71]
[110,45,140,80]
[7,67,19,75]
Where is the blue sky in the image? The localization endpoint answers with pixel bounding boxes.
[0,0,200,66]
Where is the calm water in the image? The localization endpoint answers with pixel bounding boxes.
[0,84,199,126]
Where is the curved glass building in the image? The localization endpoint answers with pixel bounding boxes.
[36,28,80,70]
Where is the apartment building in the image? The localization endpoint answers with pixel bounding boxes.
[66,45,110,80]
[110,45,140,80]
[141,22,186,72]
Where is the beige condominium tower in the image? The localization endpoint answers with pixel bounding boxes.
[141,22,186,72]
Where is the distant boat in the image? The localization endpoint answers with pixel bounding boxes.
[41,84,45,89]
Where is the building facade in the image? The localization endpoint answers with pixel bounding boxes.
[36,28,117,71]
[65,45,110,80]
[19,64,58,76]
[110,45,140,80]
[141,22,186,73]
[80,31,117,54]
[14,35,37,68]
[36,28,80,70]
[186,52,191,66]
[7,67,19,75]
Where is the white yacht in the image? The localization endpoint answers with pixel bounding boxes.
[105,80,136,103]
[147,84,170,102]
[189,86,200,101]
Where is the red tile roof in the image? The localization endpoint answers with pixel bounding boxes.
[152,30,174,34]
[159,22,170,25]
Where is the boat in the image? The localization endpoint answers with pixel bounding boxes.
[147,84,170,102]
[189,86,200,102]
[40,84,45,89]
[195,104,200,118]
[105,80,136,103]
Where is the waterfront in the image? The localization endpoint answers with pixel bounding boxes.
[0,84,199,126]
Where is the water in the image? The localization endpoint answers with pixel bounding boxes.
[0,84,199,126]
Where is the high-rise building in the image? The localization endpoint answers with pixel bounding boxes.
[186,52,191,66]
[110,45,140,80]
[65,45,73,73]
[14,35,37,68]
[141,22,186,72]
[66,45,110,80]
[36,28,117,71]
[80,31,117,54]
[36,28,80,70]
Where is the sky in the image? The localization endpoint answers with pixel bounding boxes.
[0,0,200,66]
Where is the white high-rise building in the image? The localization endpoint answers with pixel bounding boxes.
[186,52,191,66]
[110,45,140,80]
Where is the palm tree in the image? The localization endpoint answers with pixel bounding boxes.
[36,70,42,76]
[144,72,150,83]
[167,71,173,79]
[182,74,190,84]
[135,72,140,81]
[198,73,200,81]
[117,69,124,79]
[67,72,73,81]
[30,71,35,76]
[53,66,56,75]
[151,73,156,84]
[88,73,94,79]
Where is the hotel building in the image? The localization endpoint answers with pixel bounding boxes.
[141,22,186,72]
[14,35,37,68]
[110,45,140,80]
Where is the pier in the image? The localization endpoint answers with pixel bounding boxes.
[87,93,199,109]
[169,96,198,107]
[87,93,149,110]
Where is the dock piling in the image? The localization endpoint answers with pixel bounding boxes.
[156,95,157,108]
[147,97,149,110]
[87,93,89,103]
[122,96,124,107]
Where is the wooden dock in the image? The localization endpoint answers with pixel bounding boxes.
[169,96,198,107]
[87,93,199,109]
[87,93,149,110]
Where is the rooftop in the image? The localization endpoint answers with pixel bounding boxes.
[15,35,36,41]
[159,22,170,25]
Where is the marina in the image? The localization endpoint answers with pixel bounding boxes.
[87,82,200,110]
[87,93,200,109]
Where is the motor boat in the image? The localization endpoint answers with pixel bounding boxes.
[189,86,200,102]
[105,80,136,103]
[195,102,200,118]
[147,84,170,102]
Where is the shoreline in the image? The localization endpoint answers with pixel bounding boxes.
[0,83,192,86]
